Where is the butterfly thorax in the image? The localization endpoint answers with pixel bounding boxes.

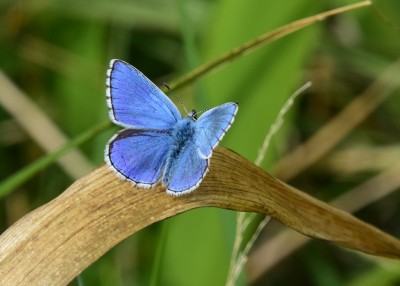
[163,117,197,185]
[169,117,196,157]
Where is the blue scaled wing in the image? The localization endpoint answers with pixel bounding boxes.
[163,142,209,195]
[195,102,238,158]
[106,59,181,130]
[105,129,172,188]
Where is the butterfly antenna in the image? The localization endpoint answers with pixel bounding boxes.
[195,107,211,116]
[163,83,188,114]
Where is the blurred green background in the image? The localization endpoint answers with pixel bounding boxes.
[0,0,399,285]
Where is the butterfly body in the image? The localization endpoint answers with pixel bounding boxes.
[105,59,238,195]
[167,117,196,165]
[163,115,200,187]
[170,116,196,150]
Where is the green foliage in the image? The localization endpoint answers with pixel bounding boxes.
[0,0,399,285]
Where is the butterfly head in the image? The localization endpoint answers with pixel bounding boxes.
[187,109,198,121]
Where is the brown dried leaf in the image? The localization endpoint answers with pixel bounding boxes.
[0,147,399,285]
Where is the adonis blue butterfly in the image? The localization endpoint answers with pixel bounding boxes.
[105,60,238,196]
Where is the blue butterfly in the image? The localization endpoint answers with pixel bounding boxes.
[105,59,238,196]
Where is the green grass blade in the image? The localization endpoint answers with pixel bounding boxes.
[0,120,111,198]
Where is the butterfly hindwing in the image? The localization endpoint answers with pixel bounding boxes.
[162,141,209,195]
[106,60,181,130]
[106,129,172,188]
[195,102,238,158]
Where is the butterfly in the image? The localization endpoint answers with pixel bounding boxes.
[105,59,238,196]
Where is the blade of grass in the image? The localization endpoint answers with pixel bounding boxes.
[176,0,204,105]
[274,58,400,180]
[167,1,371,92]
[149,221,170,286]
[247,57,400,282]
[0,70,94,178]
[0,120,110,198]
[226,82,311,286]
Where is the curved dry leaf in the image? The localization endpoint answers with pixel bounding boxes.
[0,147,399,285]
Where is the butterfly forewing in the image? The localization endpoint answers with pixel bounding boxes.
[107,60,181,130]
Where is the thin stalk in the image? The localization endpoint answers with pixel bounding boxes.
[167,1,371,92]
[0,120,111,198]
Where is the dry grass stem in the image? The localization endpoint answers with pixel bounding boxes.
[247,59,400,280]
[322,145,400,175]
[169,1,371,91]
[226,82,311,286]
[274,59,400,181]
[255,81,311,166]
[0,70,94,179]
